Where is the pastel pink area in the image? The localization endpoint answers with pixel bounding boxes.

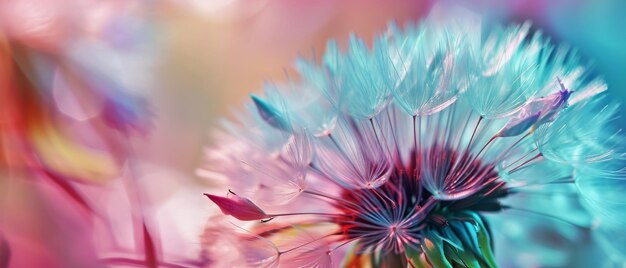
[0,175,102,267]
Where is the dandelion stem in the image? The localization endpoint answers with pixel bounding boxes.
[369,117,383,149]
[329,238,358,252]
[279,232,341,255]
[268,212,349,218]
[502,147,538,170]
[476,135,497,159]
[466,116,483,153]
[303,190,361,209]
[507,153,543,174]
[494,131,531,163]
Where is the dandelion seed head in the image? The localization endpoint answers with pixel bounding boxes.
[200,14,625,267]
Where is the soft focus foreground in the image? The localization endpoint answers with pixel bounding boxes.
[1,0,626,268]
[0,0,432,267]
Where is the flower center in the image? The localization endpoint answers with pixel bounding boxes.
[335,146,506,253]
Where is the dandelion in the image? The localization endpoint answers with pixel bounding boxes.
[200,17,625,267]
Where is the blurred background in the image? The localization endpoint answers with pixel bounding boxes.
[0,0,624,267]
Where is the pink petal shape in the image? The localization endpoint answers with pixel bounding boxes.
[496,87,571,137]
[535,89,571,125]
[204,193,268,221]
[496,111,541,137]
